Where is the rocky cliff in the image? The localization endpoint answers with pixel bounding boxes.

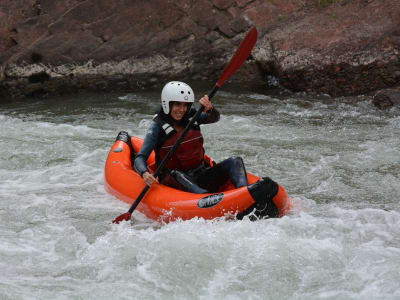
[1,0,399,103]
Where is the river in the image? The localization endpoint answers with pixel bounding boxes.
[1,87,399,299]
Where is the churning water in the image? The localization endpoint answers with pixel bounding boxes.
[1,88,399,299]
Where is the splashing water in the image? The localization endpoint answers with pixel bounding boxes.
[1,90,399,299]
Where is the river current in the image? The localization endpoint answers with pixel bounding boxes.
[1,88,399,299]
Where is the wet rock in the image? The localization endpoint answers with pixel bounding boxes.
[0,0,399,98]
[255,0,400,96]
[28,71,50,83]
[24,82,47,97]
[372,87,400,109]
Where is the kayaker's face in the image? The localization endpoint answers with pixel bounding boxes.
[170,101,189,121]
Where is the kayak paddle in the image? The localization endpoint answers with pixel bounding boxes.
[112,26,258,224]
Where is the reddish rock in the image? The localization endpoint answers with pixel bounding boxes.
[0,0,399,100]
[211,0,232,10]
[255,0,400,96]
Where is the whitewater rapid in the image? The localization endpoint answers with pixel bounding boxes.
[1,91,399,299]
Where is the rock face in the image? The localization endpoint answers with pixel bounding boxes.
[0,0,399,99]
[258,0,400,96]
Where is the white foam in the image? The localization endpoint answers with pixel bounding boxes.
[1,92,400,299]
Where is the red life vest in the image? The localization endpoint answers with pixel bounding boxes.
[159,128,204,171]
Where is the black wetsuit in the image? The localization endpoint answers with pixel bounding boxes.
[134,107,248,193]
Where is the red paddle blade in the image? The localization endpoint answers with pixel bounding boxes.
[216,27,258,87]
[112,212,132,224]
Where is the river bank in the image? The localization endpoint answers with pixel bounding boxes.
[1,0,399,106]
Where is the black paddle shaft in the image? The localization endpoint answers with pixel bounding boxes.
[128,85,219,214]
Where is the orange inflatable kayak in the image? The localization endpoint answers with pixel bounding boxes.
[105,131,291,223]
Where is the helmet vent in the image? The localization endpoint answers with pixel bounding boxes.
[161,81,194,114]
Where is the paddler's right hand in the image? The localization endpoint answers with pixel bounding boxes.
[142,171,158,186]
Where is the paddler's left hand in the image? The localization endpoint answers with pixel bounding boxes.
[199,95,213,112]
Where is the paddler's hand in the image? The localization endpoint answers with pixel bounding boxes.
[142,171,158,186]
[199,95,213,112]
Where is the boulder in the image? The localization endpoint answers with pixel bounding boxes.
[372,87,400,109]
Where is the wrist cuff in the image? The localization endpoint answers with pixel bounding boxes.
[140,169,149,178]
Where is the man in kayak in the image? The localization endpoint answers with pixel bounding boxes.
[134,81,248,193]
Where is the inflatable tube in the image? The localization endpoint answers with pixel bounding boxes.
[105,131,291,223]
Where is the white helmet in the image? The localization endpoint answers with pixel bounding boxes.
[161,81,194,114]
